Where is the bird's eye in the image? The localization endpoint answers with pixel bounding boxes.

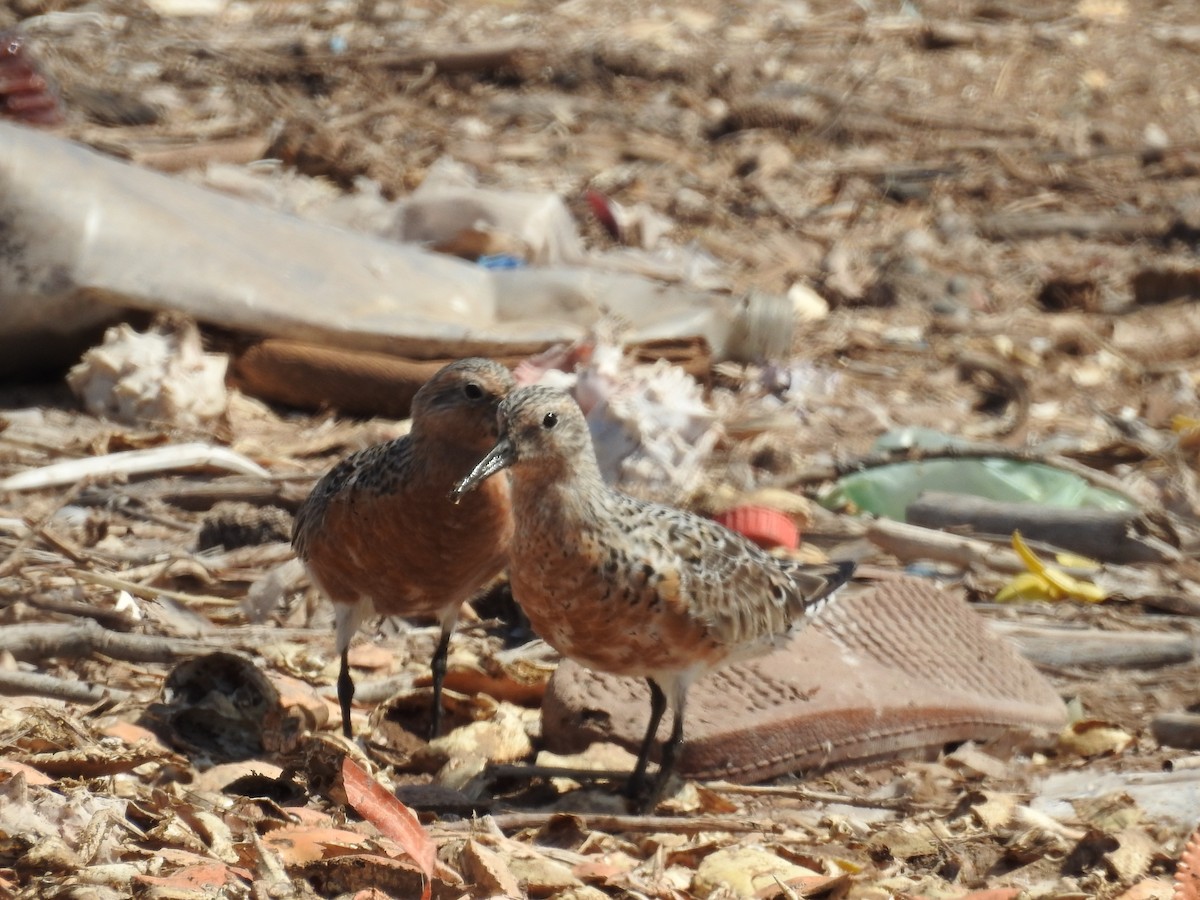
[542,412,558,429]
[463,382,484,400]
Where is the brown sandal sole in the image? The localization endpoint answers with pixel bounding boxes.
[542,576,1066,782]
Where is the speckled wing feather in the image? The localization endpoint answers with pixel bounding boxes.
[602,492,848,648]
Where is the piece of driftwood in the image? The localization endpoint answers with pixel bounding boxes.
[19,591,139,632]
[987,622,1197,669]
[705,781,915,811]
[905,491,1166,564]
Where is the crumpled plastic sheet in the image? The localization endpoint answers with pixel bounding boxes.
[0,122,784,376]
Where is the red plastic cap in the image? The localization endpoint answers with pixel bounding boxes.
[711,505,800,551]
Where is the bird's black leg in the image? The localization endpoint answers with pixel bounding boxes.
[337,647,355,738]
[640,695,686,813]
[428,628,453,740]
[627,678,667,801]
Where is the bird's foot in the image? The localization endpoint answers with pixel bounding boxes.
[625,771,669,815]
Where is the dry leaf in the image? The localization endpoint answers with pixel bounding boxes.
[461,838,522,897]
[426,704,533,765]
[269,671,333,733]
[767,872,851,898]
[1104,827,1159,882]
[0,758,54,786]
[1059,719,1134,757]
[261,826,369,865]
[661,781,739,815]
[340,756,437,900]
[571,852,639,885]
[869,824,939,860]
[15,835,82,872]
[441,650,554,705]
[692,845,820,899]
[189,760,285,793]
[298,852,439,898]
[135,862,250,892]
[347,643,398,671]
[944,745,1010,780]
[969,791,1018,830]
[506,853,583,894]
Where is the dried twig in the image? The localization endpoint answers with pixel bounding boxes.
[0,620,212,664]
[866,518,1026,573]
[19,591,138,632]
[0,482,87,578]
[0,669,131,704]
[78,475,312,513]
[71,568,243,608]
[705,781,915,812]
[438,811,778,835]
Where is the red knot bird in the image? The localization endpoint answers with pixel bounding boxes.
[453,384,855,807]
[293,358,515,739]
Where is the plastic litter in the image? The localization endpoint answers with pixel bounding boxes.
[710,505,800,551]
[995,530,1107,604]
[518,319,720,500]
[0,122,793,378]
[66,316,228,427]
[390,157,585,265]
[824,457,1135,520]
[822,429,1137,520]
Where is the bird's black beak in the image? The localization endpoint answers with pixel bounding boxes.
[451,436,516,503]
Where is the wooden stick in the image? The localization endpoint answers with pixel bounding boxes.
[21,591,138,632]
[78,475,312,513]
[437,811,777,834]
[0,670,130,704]
[0,620,213,664]
[70,568,242,608]
[987,622,1197,668]
[705,781,913,811]
[866,518,1026,573]
[131,135,271,173]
